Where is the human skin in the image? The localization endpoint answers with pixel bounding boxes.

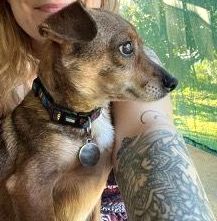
[6,0,216,220]
[113,99,216,221]
[8,0,101,41]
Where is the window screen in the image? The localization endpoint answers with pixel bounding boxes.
[121,0,217,151]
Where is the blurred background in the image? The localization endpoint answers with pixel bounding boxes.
[120,0,217,153]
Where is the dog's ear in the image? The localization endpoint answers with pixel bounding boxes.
[38,1,97,44]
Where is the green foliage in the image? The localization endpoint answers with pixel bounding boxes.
[194,59,217,84]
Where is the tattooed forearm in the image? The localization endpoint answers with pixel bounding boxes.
[115,130,216,221]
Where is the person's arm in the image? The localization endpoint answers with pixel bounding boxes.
[112,96,216,221]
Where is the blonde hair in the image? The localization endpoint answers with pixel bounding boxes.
[0,0,119,117]
[100,0,119,13]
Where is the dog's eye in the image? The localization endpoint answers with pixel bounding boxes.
[119,41,134,57]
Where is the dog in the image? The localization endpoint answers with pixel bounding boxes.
[0,1,178,220]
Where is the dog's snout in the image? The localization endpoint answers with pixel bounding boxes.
[148,61,178,93]
[162,74,178,92]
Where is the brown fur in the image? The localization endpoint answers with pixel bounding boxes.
[0,1,178,221]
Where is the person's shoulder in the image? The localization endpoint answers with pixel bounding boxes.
[144,46,163,66]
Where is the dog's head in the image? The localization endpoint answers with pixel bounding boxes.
[38,0,178,111]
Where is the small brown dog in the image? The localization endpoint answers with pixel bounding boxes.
[0,1,178,221]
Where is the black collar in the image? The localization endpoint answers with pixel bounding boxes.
[32,77,101,129]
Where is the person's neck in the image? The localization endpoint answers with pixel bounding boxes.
[31,39,46,60]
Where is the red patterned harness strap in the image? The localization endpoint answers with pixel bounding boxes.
[101,171,128,220]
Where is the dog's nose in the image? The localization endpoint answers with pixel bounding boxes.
[152,63,178,92]
[162,75,178,92]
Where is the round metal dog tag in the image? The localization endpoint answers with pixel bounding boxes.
[79,139,100,167]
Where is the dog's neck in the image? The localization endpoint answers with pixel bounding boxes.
[32,77,102,129]
[39,71,106,113]
[38,43,108,113]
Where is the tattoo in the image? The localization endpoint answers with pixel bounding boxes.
[115,130,216,221]
[140,110,168,124]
